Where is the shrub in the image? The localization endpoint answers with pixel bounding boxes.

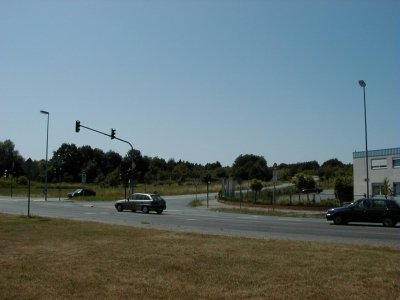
[334,176,353,205]
[17,176,29,185]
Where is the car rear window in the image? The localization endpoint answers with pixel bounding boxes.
[151,195,163,201]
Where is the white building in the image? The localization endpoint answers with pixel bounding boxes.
[353,147,400,199]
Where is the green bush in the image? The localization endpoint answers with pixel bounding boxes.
[17,176,29,186]
[188,199,203,207]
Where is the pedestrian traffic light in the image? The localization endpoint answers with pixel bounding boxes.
[75,120,80,132]
[111,128,116,139]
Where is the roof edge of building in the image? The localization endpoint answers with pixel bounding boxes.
[353,147,400,159]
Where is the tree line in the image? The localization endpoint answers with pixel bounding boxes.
[1,139,352,196]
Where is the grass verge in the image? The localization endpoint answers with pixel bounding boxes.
[188,199,204,207]
[0,213,399,299]
[0,181,221,200]
[213,207,325,218]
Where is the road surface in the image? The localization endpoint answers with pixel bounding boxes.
[0,195,398,248]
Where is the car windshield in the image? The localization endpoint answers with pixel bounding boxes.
[345,201,356,208]
[75,189,83,193]
[345,200,362,208]
[350,199,371,209]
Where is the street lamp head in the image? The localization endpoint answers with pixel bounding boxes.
[40,110,49,115]
[358,80,366,88]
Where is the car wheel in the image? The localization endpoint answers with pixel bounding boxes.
[333,215,345,225]
[383,217,394,227]
[116,204,123,212]
[156,210,163,214]
[142,206,149,214]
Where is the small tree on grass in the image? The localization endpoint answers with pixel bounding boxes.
[294,173,316,192]
[334,176,353,205]
[250,179,263,203]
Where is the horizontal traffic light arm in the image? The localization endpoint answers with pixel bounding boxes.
[78,123,111,138]
[75,121,134,154]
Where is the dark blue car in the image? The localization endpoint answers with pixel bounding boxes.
[67,188,96,198]
[326,198,400,227]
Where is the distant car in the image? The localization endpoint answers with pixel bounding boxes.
[67,188,96,198]
[301,187,323,194]
[326,198,400,227]
[115,193,166,214]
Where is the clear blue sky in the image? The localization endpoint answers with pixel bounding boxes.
[1,0,399,167]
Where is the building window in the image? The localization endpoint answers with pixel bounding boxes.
[372,183,382,196]
[371,158,387,170]
[394,183,400,196]
[393,158,400,168]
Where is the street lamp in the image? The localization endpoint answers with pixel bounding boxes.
[40,110,49,201]
[358,80,369,200]
[272,163,277,211]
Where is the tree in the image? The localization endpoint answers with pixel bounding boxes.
[319,158,351,181]
[172,163,190,183]
[0,139,24,178]
[250,179,263,203]
[380,178,393,199]
[145,157,168,182]
[334,176,353,205]
[294,173,315,192]
[103,150,122,176]
[52,143,81,182]
[321,158,344,169]
[124,149,147,181]
[205,161,222,170]
[232,154,270,180]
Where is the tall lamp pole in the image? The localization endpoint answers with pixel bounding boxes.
[358,80,369,200]
[40,110,50,201]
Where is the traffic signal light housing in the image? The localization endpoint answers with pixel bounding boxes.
[75,120,80,132]
[203,174,211,184]
[111,128,116,139]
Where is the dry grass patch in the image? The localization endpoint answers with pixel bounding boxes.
[0,213,399,299]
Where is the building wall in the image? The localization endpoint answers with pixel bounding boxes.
[353,148,400,199]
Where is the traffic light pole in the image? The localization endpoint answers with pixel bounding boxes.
[75,121,135,194]
[75,121,134,152]
[111,136,135,195]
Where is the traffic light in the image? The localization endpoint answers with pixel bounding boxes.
[111,128,116,139]
[75,120,80,132]
[203,174,211,184]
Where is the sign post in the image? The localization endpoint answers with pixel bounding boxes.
[24,158,33,217]
[272,163,278,211]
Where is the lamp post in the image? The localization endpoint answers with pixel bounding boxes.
[272,163,277,211]
[40,110,49,201]
[358,80,369,200]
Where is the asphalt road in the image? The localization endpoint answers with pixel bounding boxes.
[0,195,399,248]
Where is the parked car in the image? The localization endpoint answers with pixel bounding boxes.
[67,188,96,198]
[326,198,400,227]
[115,193,166,214]
[301,187,323,194]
